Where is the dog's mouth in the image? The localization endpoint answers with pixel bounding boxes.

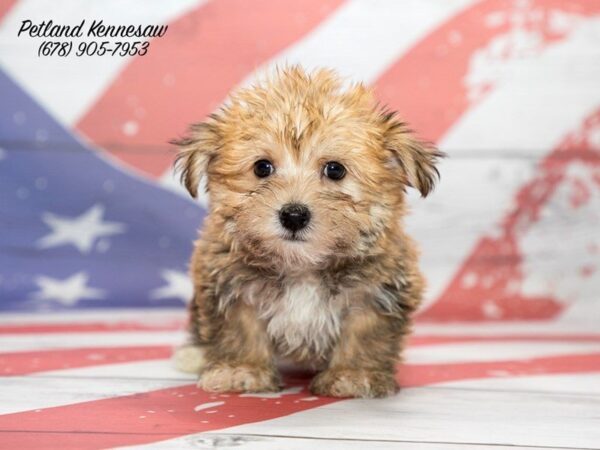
[282,232,307,243]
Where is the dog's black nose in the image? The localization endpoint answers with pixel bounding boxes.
[279,203,311,232]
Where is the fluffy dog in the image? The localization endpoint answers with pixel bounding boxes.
[173,66,442,398]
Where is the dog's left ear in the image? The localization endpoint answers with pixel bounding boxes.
[172,118,221,198]
[381,112,445,197]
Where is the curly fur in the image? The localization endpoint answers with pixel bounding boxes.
[172,66,443,398]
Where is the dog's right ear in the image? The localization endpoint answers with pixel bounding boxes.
[172,119,221,198]
[380,111,444,197]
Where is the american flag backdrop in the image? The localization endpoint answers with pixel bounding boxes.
[0,1,599,449]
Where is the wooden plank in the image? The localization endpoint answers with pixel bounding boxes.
[0,373,189,415]
[0,309,185,325]
[404,341,600,364]
[0,330,184,352]
[218,385,600,449]
[440,373,600,396]
[2,382,597,449]
[2,354,598,447]
[119,433,574,450]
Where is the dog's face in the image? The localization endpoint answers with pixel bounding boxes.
[175,67,442,270]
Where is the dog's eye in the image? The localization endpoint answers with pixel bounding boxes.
[254,159,275,178]
[323,161,346,180]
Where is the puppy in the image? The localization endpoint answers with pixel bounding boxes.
[173,66,442,398]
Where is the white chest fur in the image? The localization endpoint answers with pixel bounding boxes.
[257,278,343,357]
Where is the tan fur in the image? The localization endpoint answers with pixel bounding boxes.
[173,66,443,398]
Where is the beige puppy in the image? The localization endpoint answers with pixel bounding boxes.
[173,66,442,398]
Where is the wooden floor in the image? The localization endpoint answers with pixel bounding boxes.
[1,311,599,450]
[1,0,600,448]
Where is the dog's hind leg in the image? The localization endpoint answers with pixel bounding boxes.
[172,287,215,374]
[173,344,206,373]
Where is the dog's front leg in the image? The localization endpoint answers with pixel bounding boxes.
[198,301,281,394]
[310,307,403,398]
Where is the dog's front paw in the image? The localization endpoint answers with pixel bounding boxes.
[310,369,398,398]
[198,364,281,393]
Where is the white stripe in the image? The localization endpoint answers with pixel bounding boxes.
[442,373,600,395]
[0,330,184,352]
[246,0,476,85]
[407,157,536,311]
[0,360,193,415]
[0,0,205,126]
[441,16,600,155]
[120,436,523,450]
[410,15,600,310]
[45,357,192,380]
[0,376,187,415]
[520,162,600,323]
[0,308,185,325]
[406,341,600,365]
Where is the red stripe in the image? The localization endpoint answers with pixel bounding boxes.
[1,353,598,449]
[77,0,345,178]
[0,321,183,335]
[0,0,17,23]
[375,0,600,142]
[400,352,600,386]
[420,108,600,320]
[0,346,171,376]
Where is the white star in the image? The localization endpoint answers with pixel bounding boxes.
[31,271,105,306]
[150,269,193,304]
[37,204,126,253]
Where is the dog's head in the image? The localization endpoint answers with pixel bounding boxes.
[174,67,442,270]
